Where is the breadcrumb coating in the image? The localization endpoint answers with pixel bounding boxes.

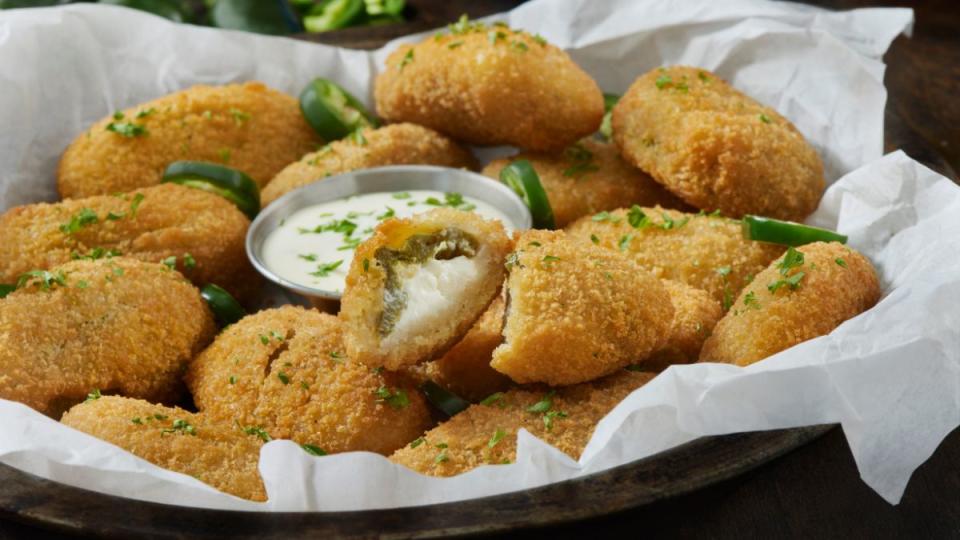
[490,230,673,386]
[389,370,655,476]
[186,306,432,456]
[700,242,880,366]
[374,23,603,151]
[261,123,479,206]
[565,206,783,307]
[0,184,260,304]
[58,82,322,198]
[341,209,512,370]
[0,258,215,416]
[642,280,723,371]
[61,396,266,501]
[612,66,825,221]
[482,139,689,228]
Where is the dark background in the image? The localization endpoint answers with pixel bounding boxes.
[2,0,959,538]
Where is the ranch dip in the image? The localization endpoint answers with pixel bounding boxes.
[261,190,514,294]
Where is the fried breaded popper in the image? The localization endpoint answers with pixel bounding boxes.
[0,184,260,303]
[565,206,783,307]
[341,209,512,370]
[406,297,513,403]
[491,230,673,386]
[261,123,478,206]
[58,82,321,198]
[482,139,689,228]
[700,242,880,366]
[0,258,215,416]
[187,306,431,455]
[61,396,266,501]
[390,370,655,476]
[374,19,603,151]
[612,66,825,221]
[642,280,723,371]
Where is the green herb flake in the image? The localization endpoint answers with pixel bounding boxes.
[377,207,396,221]
[743,291,760,310]
[16,270,67,292]
[299,253,318,262]
[655,74,672,89]
[105,121,148,138]
[409,437,426,449]
[542,255,561,264]
[239,424,271,442]
[590,234,600,244]
[162,419,196,436]
[85,389,101,402]
[591,211,621,223]
[161,256,177,270]
[301,444,326,457]
[480,392,506,407]
[562,162,600,179]
[132,417,143,425]
[277,371,290,385]
[488,428,506,448]
[526,391,555,414]
[627,205,651,229]
[135,108,155,119]
[543,410,568,430]
[310,260,344,277]
[618,234,633,252]
[130,193,145,217]
[759,113,772,124]
[660,212,690,230]
[533,34,547,46]
[59,207,99,234]
[698,71,711,83]
[434,447,449,464]
[229,376,237,385]
[835,258,847,267]
[399,49,414,71]
[392,192,411,200]
[350,130,368,146]
[374,386,410,410]
[229,108,251,124]
[182,253,196,270]
[259,334,270,345]
[510,40,529,52]
[447,40,464,49]
[362,258,370,272]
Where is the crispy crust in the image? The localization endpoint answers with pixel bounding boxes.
[565,206,784,306]
[612,66,825,221]
[389,370,656,476]
[374,27,603,151]
[643,280,723,371]
[186,306,433,455]
[57,82,321,198]
[340,208,512,370]
[0,184,260,304]
[261,123,479,206]
[0,258,215,416]
[699,242,880,366]
[482,139,690,228]
[490,230,673,386]
[61,396,266,501]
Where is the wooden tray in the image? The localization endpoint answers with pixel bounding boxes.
[0,425,831,538]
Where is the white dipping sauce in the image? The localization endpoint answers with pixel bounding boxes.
[261,190,513,294]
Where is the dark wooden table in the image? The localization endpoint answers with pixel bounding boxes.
[2,1,958,538]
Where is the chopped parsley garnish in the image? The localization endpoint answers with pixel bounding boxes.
[229,376,237,385]
[277,371,291,385]
[743,291,760,310]
[239,424,271,442]
[229,108,251,124]
[409,437,426,449]
[135,108,155,119]
[590,234,600,244]
[329,350,345,362]
[301,444,327,457]
[362,258,370,272]
[259,334,270,345]
[105,121,148,138]
[374,386,410,410]
[488,428,506,448]
[480,392,506,407]
[337,237,362,251]
[564,143,593,162]
[71,247,121,261]
[399,49,414,70]
[85,389,101,402]
[377,206,396,220]
[129,193,145,217]
[542,255,561,264]
[447,40,464,49]
[533,34,547,46]
[299,253,318,262]
[182,253,196,270]
[543,410,568,430]
[161,256,177,270]
[510,40,529,52]
[350,130,368,146]
[392,192,411,200]
[162,419,196,436]
[16,270,66,291]
[132,417,143,425]
[434,447,449,464]
[618,234,633,251]
[488,30,506,45]
[591,211,621,223]
[310,260,344,277]
[527,391,567,430]
[759,113,772,124]
[299,219,357,236]
[716,266,733,311]
[835,258,847,267]
[698,71,711,83]
[562,162,600,178]
[60,207,99,234]
[655,74,672,89]
[659,212,690,230]
[627,205,651,229]
[300,381,310,390]
[768,272,805,293]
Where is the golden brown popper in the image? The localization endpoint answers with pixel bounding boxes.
[612,66,825,221]
[700,242,880,366]
[261,123,479,206]
[642,280,723,371]
[0,183,260,303]
[186,306,432,456]
[482,139,689,228]
[0,258,215,416]
[490,230,673,386]
[374,18,603,151]
[340,208,513,370]
[58,82,321,198]
[565,206,784,307]
[390,370,655,477]
[61,396,267,502]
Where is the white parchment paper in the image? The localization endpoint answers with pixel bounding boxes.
[1,0,948,511]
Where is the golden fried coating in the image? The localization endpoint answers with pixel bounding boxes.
[186,306,432,455]
[410,297,512,403]
[700,242,880,366]
[390,370,655,476]
[61,396,266,501]
[482,139,689,228]
[261,123,479,206]
[565,206,783,307]
[612,66,825,221]
[490,230,673,386]
[58,82,322,198]
[374,21,603,151]
[642,280,723,371]
[0,184,260,303]
[341,209,512,370]
[0,258,215,416]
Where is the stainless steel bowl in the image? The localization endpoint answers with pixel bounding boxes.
[246,165,532,309]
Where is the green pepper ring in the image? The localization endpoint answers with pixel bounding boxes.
[499,159,556,230]
[303,0,365,33]
[299,77,379,141]
[161,161,260,220]
[200,283,246,328]
[420,380,471,418]
[742,215,848,247]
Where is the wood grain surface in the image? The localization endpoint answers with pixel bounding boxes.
[1,1,958,538]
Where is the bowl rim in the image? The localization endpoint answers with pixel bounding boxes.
[245,164,532,301]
